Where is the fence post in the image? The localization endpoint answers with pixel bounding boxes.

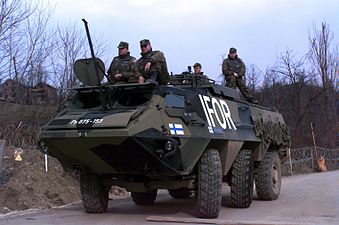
[0,140,5,172]
[288,147,293,174]
[310,123,318,160]
[310,123,317,170]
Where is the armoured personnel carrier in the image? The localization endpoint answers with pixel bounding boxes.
[38,21,290,218]
[39,70,290,218]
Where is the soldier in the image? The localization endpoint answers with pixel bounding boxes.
[193,63,203,75]
[193,62,209,84]
[137,39,169,85]
[222,47,258,104]
[107,41,139,84]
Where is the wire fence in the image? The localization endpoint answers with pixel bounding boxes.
[282,147,339,176]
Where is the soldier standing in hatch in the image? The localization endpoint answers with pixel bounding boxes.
[107,41,139,84]
[193,63,204,75]
[137,39,169,85]
[222,47,258,104]
[193,62,209,84]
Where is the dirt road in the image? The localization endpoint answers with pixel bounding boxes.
[0,171,338,225]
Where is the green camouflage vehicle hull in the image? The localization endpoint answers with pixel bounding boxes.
[39,80,290,218]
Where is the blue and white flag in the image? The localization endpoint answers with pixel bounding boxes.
[169,123,184,135]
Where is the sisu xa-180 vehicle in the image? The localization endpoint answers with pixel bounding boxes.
[38,20,290,219]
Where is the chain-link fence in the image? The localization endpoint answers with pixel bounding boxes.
[282,147,339,176]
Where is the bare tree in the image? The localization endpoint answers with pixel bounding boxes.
[0,1,57,147]
[19,2,54,85]
[0,1,54,83]
[246,64,263,91]
[308,22,336,88]
[258,66,287,110]
[308,22,337,147]
[48,22,87,103]
[0,0,54,108]
[0,0,35,81]
[49,21,112,96]
[270,50,325,146]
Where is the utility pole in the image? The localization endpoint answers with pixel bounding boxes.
[336,58,339,147]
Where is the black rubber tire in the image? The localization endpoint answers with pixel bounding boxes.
[131,191,157,205]
[195,149,222,218]
[254,151,282,200]
[230,149,254,208]
[80,173,109,213]
[168,188,191,199]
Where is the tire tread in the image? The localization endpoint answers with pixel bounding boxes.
[80,174,108,213]
[196,149,222,218]
[254,151,281,200]
[230,149,254,208]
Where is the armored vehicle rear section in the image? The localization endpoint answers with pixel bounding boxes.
[39,65,290,218]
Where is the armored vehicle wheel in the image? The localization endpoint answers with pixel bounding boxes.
[131,191,157,205]
[195,149,222,218]
[254,151,282,200]
[168,188,191,199]
[230,149,253,208]
[80,173,109,213]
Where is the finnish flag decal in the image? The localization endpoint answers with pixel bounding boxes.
[169,123,184,135]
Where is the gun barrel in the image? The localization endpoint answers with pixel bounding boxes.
[82,19,107,108]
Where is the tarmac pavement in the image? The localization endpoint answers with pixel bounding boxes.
[0,170,338,225]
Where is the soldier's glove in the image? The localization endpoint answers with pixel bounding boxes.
[234,72,239,77]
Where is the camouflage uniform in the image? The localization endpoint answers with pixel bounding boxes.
[107,42,139,84]
[222,48,255,102]
[137,39,169,85]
